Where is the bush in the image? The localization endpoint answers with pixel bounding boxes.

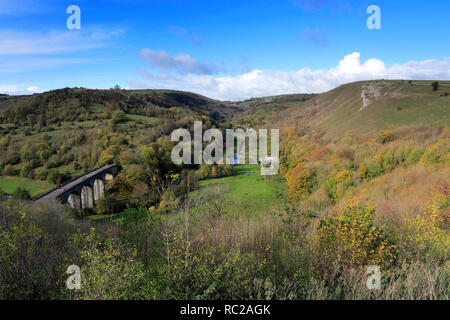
[335,170,351,183]
[95,194,122,215]
[420,140,448,165]
[378,130,394,144]
[380,150,397,172]
[5,153,20,165]
[313,204,396,281]
[407,149,424,166]
[35,167,49,180]
[367,162,384,179]
[3,164,18,176]
[287,166,316,200]
[12,188,31,200]
[72,229,148,299]
[431,81,439,91]
[325,177,337,200]
[20,163,35,179]
[46,170,71,185]
[403,202,449,263]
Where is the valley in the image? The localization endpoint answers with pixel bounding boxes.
[0,80,448,300]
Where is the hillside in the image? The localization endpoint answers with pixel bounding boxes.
[0,87,241,124]
[248,80,450,139]
[0,87,244,198]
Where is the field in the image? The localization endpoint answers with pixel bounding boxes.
[196,164,288,215]
[0,176,55,197]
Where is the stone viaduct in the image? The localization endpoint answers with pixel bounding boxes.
[33,164,118,211]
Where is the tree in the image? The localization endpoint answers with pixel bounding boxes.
[431,81,440,91]
[140,141,180,197]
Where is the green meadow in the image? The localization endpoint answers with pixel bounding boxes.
[197,164,288,215]
[0,176,55,197]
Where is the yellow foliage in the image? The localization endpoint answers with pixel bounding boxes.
[315,203,396,269]
[335,170,352,183]
[406,200,450,262]
[287,165,315,200]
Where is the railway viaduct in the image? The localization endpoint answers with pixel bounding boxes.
[33,164,118,211]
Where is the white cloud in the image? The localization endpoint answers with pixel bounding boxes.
[138,49,221,75]
[26,86,39,92]
[0,29,123,55]
[130,52,450,100]
[0,84,35,95]
[0,29,123,73]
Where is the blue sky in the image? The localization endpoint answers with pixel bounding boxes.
[1,0,449,99]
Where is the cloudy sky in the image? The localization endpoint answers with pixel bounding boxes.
[1,0,449,100]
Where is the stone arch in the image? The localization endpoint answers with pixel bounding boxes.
[105,173,114,181]
[67,193,81,211]
[93,179,105,201]
[81,185,94,209]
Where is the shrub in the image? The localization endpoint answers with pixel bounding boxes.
[195,164,212,180]
[378,130,394,144]
[164,238,268,299]
[287,166,316,200]
[407,149,424,166]
[404,202,449,263]
[367,162,384,179]
[335,170,352,183]
[95,194,122,215]
[325,177,337,200]
[3,164,18,176]
[217,165,233,177]
[420,140,448,165]
[5,153,20,165]
[35,167,49,180]
[211,166,217,178]
[357,164,368,179]
[20,163,35,179]
[12,188,31,200]
[431,81,439,91]
[72,229,148,300]
[313,204,396,280]
[380,150,397,172]
[46,170,71,185]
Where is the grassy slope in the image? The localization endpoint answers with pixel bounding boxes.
[317,80,450,137]
[263,80,449,140]
[0,176,55,197]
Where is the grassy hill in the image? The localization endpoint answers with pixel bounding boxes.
[258,80,450,139]
[0,87,245,196]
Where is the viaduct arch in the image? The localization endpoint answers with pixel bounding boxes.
[34,164,118,211]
